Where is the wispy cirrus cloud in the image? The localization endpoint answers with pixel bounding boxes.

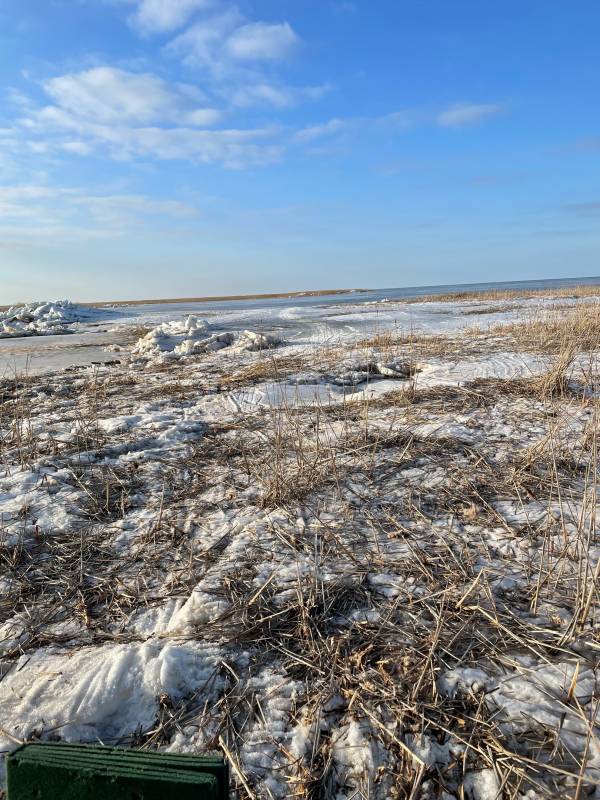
[129,0,213,35]
[230,82,330,109]
[41,67,221,127]
[161,3,316,111]
[166,12,299,69]
[0,183,200,244]
[10,83,508,169]
[293,118,348,143]
[111,0,318,113]
[9,53,329,167]
[437,102,505,128]
[21,112,283,168]
[225,21,299,61]
[164,7,242,69]
[5,0,506,175]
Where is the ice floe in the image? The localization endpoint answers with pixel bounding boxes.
[0,301,102,339]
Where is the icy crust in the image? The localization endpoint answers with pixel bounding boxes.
[0,300,100,338]
[131,315,280,361]
[0,641,223,742]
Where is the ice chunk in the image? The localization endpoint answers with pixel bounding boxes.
[131,316,280,361]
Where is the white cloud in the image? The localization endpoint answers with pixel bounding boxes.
[226,22,299,61]
[165,9,243,70]
[61,140,94,155]
[11,57,507,171]
[0,185,56,220]
[0,183,200,243]
[129,0,212,35]
[13,64,288,168]
[107,125,282,167]
[230,83,292,108]
[294,118,347,143]
[437,102,504,128]
[22,102,282,167]
[113,2,308,112]
[230,82,330,109]
[43,67,220,127]
[165,10,300,79]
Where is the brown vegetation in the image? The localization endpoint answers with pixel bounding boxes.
[404,284,600,304]
[1,311,600,798]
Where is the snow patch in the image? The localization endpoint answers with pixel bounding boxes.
[0,641,221,753]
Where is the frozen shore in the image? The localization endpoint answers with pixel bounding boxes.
[1,291,600,798]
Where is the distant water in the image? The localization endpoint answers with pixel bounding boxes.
[368,275,600,303]
[122,274,600,316]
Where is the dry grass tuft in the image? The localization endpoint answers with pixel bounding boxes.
[534,345,577,399]
[358,330,455,359]
[220,355,307,390]
[489,304,600,353]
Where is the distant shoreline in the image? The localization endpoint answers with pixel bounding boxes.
[4,274,600,313]
[0,288,367,313]
[86,288,369,308]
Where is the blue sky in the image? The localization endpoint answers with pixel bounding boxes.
[1,0,599,302]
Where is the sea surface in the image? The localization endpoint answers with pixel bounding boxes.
[107,274,600,316]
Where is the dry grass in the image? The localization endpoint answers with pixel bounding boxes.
[358,330,453,358]
[486,304,600,354]
[457,302,523,315]
[404,284,600,304]
[207,385,600,796]
[2,317,600,798]
[220,355,307,390]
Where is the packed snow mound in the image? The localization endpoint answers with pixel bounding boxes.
[132,315,281,361]
[0,300,95,339]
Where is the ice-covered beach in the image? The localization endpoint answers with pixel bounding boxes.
[1,286,600,799]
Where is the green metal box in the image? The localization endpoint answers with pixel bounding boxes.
[7,743,229,800]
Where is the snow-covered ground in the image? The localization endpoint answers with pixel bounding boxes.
[1,292,600,798]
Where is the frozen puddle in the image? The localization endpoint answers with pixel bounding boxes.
[230,380,352,411]
[0,331,130,377]
[228,352,549,411]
